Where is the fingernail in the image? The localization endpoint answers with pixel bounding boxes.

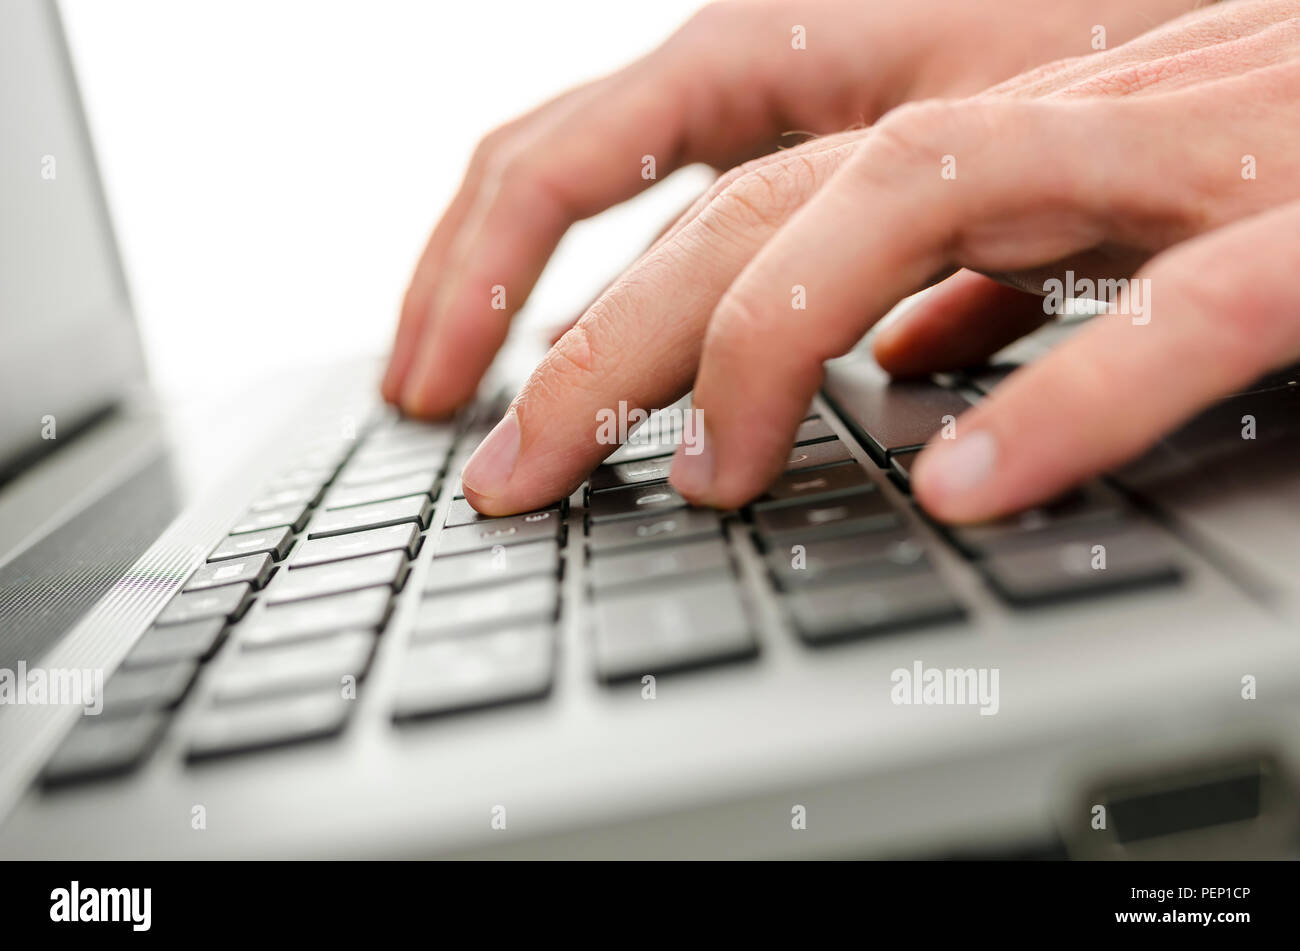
[668,420,713,499]
[462,410,521,499]
[915,429,997,502]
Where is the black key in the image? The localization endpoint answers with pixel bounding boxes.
[366,418,457,446]
[752,491,898,540]
[793,417,836,445]
[823,355,972,464]
[425,539,559,594]
[757,462,873,508]
[43,714,166,787]
[785,572,965,644]
[589,537,730,592]
[766,531,930,590]
[230,501,310,535]
[435,509,563,556]
[240,587,392,648]
[946,484,1124,556]
[392,626,554,720]
[586,507,722,553]
[784,439,854,472]
[306,494,431,538]
[589,456,674,493]
[443,498,559,529]
[265,549,408,605]
[290,522,420,569]
[980,525,1182,605]
[250,484,321,511]
[351,438,452,468]
[962,362,1019,396]
[265,466,333,492]
[412,576,558,639]
[209,526,292,562]
[322,470,438,510]
[186,689,353,761]
[1163,383,1300,458]
[337,454,444,487]
[123,619,226,669]
[99,661,197,717]
[592,580,755,681]
[600,413,685,465]
[587,483,687,523]
[184,552,273,592]
[889,450,921,490]
[155,583,252,626]
[209,631,375,705]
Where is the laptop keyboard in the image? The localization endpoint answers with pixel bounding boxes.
[39,369,1205,788]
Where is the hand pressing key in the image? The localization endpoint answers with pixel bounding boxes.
[393,0,1300,525]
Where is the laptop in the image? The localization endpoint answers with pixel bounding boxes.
[3,0,1299,860]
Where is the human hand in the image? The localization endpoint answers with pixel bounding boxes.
[383,0,1198,417]
[456,0,1300,524]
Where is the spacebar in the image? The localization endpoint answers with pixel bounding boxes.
[822,352,973,464]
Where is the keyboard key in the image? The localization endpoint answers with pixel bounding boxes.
[337,454,444,487]
[600,408,689,466]
[443,497,559,529]
[823,355,973,463]
[413,576,558,639]
[592,581,756,681]
[757,462,874,508]
[265,550,408,605]
[351,438,452,468]
[99,661,198,717]
[889,450,921,490]
[122,619,227,669]
[186,689,353,760]
[209,526,293,562]
[322,470,438,510]
[306,494,431,538]
[586,507,722,553]
[785,572,965,644]
[766,530,931,590]
[155,583,252,626]
[589,537,730,592]
[184,552,273,592]
[250,484,321,511]
[393,626,554,720]
[265,466,333,492]
[240,588,392,648]
[209,631,375,705]
[793,417,836,445]
[946,485,1124,556]
[752,490,898,540]
[589,456,674,493]
[435,508,563,556]
[290,522,420,568]
[587,483,688,523]
[230,501,310,535]
[43,714,166,787]
[784,439,854,472]
[424,539,559,594]
[980,525,1182,605]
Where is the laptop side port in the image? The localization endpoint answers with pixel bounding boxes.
[1059,752,1300,859]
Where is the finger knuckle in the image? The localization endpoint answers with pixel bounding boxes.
[707,157,817,232]
[868,98,971,167]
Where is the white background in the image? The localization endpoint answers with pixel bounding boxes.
[61,0,711,398]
